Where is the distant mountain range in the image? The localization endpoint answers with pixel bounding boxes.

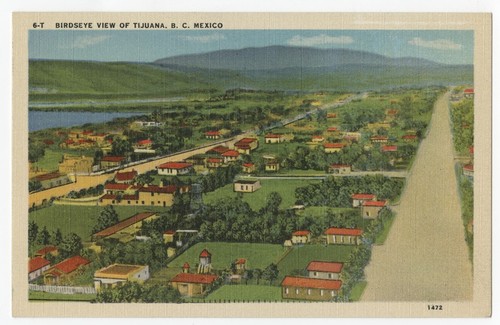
[154,45,444,70]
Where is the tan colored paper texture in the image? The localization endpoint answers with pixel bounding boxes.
[13,12,491,317]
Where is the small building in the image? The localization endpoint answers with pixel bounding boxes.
[198,249,213,274]
[114,170,138,184]
[402,134,418,142]
[385,109,399,121]
[29,257,51,282]
[58,155,94,174]
[103,182,131,195]
[323,143,345,153]
[311,135,325,143]
[94,264,150,291]
[206,157,224,168]
[324,227,363,245]
[242,163,256,174]
[381,145,398,153]
[463,164,474,179]
[100,156,126,169]
[31,172,71,190]
[170,273,218,297]
[327,127,339,133]
[327,113,337,119]
[281,276,342,301]
[234,179,261,193]
[265,160,280,172]
[205,131,221,140]
[34,245,59,258]
[264,133,284,144]
[361,200,386,219]
[329,164,351,174]
[163,230,176,244]
[157,161,193,176]
[291,230,311,244]
[221,150,240,163]
[235,258,247,273]
[306,261,344,280]
[341,132,362,142]
[463,88,474,98]
[351,193,377,207]
[234,138,258,154]
[92,212,159,241]
[206,145,230,156]
[135,139,153,149]
[43,256,91,285]
[370,135,389,143]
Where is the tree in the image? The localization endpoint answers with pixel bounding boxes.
[93,206,119,234]
[244,269,254,285]
[38,226,51,245]
[59,233,83,258]
[262,263,279,285]
[93,149,104,165]
[264,192,282,214]
[28,221,38,247]
[253,268,262,285]
[136,173,154,185]
[111,139,132,156]
[28,142,45,163]
[29,180,42,192]
[52,228,63,245]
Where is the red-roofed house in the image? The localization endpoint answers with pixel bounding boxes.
[402,134,418,142]
[100,156,126,169]
[327,113,337,119]
[206,145,230,156]
[35,245,59,258]
[100,184,189,207]
[234,138,258,154]
[351,193,377,207]
[29,257,51,281]
[205,131,221,140]
[93,264,150,291]
[43,256,90,285]
[324,227,363,245]
[221,150,240,163]
[371,135,389,143]
[104,182,131,194]
[32,172,71,190]
[381,145,398,153]
[242,162,256,174]
[265,133,284,144]
[136,139,153,149]
[235,258,247,273]
[329,164,351,174]
[114,170,138,184]
[291,230,311,244]
[163,230,176,244]
[170,273,218,297]
[157,161,193,176]
[281,276,342,301]
[311,135,325,143]
[206,157,224,168]
[323,143,345,153]
[307,261,344,280]
[361,200,387,219]
[463,164,474,179]
[327,127,339,133]
[463,88,474,98]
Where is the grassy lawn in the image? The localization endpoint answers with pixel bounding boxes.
[202,284,282,302]
[277,244,354,283]
[29,204,167,242]
[148,267,181,285]
[203,179,321,211]
[169,242,288,271]
[29,291,96,301]
[350,281,367,301]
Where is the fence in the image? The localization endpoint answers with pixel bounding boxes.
[29,284,96,295]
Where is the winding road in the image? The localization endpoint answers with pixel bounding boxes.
[362,92,473,301]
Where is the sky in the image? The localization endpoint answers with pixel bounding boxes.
[29,29,474,65]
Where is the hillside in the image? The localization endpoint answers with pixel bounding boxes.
[29,60,217,101]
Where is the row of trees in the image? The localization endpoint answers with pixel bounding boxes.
[28,221,83,261]
[94,281,180,303]
[450,99,474,154]
[295,175,405,208]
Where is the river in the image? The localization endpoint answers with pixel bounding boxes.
[29,111,145,132]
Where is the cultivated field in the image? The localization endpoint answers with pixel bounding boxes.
[203,284,282,302]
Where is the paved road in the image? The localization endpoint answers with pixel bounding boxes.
[362,92,473,301]
[237,171,407,180]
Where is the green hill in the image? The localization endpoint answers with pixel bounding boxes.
[29,60,217,101]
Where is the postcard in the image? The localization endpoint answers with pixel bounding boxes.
[12,12,491,317]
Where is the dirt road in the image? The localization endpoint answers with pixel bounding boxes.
[362,93,473,301]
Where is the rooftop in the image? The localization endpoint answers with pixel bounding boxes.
[33,172,66,182]
[292,230,311,236]
[221,150,240,157]
[362,200,386,207]
[306,261,344,273]
[281,276,342,290]
[101,156,126,163]
[115,170,138,182]
[157,162,193,169]
[351,193,376,200]
[324,227,363,236]
[52,256,90,274]
[234,179,259,185]
[29,257,50,273]
[93,212,157,238]
[94,264,146,279]
[170,273,218,285]
[35,245,58,256]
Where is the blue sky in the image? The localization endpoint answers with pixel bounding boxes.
[29,30,473,65]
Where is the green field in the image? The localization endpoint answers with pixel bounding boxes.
[169,242,288,271]
[29,205,168,242]
[202,284,282,302]
[203,179,321,211]
[349,281,367,301]
[276,244,354,283]
[28,291,96,301]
